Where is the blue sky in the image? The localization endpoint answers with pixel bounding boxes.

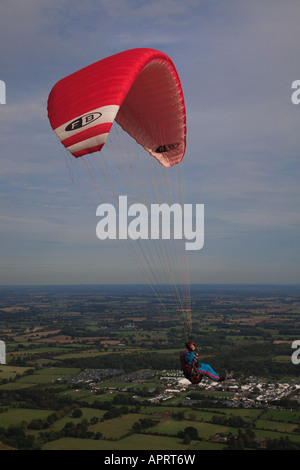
[0,0,299,285]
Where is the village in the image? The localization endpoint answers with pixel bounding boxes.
[56,368,300,410]
[159,371,300,408]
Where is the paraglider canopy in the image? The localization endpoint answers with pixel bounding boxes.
[47,48,192,342]
[47,48,186,168]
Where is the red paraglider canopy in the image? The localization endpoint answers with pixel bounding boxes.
[47,48,186,168]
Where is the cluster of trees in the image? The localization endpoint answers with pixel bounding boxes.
[211,342,297,379]
[102,405,133,421]
[0,388,73,411]
[27,407,79,431]
[60,351,179,371]
[131,418,156,433]
[33,418,104,448]
[177,426,199,445]
[226,429,300,450]
[265,437,300,450]
[0,423,38,450]
[211,414,248,428]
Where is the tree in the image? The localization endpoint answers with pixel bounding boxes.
[178,426,199,441]
[184,426,199,440]
[183,433,191,445]
[72,409,83,418]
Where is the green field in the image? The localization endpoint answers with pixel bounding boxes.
[33,404,300,450]
[42,434,224,451]
[149,418,237,439]
[0,408,50,427]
